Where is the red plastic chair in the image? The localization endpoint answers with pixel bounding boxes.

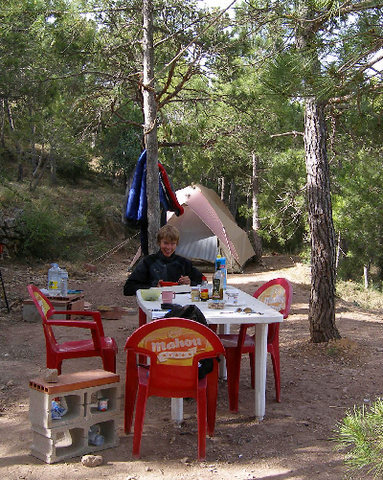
[124,317,225,460]
[219,278,292,411]
[27,284,118,374]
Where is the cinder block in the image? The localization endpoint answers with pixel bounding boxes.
[29,370,121,463]
[29,388,85,431]
[85,384,121,420]
[84,419,120,454]
[31,427,85,464]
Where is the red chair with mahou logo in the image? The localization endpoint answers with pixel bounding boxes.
[124,318,225,460]
[27,284,118,374]
[219,278,292,411]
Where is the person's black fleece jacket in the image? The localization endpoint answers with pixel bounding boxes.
[123,250,203,296]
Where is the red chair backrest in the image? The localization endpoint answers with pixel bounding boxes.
[28,284,55,320]
[125,318,225,395]
[27,284,58,348]
[253,278,293,343]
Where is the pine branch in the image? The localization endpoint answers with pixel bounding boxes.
[270,131,304,138]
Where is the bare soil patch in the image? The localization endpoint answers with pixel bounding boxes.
[1,254,382,480]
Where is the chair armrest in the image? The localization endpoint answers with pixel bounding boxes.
[46,319,99,329]
[49,310,105,336]
[46,318,103,349]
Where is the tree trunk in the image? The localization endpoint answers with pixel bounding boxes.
[304,98,340,342]
[0,99,5,148]
[30,152,48,191]
[229,179,237,217]
[142,0,160,254]
[5,99,24,179]
[50,152,57,186]
[335,231,341,273]
[363,264,369,289]
[251,152,262,260]
[219,177,225,201]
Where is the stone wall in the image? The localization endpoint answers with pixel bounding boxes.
[0,209,24,255]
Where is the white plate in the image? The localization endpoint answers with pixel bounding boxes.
[170,285,191,294]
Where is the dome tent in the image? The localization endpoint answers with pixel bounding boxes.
[167,184,255,272]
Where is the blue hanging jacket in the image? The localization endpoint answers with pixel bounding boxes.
[125,150,184,222]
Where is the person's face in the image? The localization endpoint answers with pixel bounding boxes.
[159,238,177,257]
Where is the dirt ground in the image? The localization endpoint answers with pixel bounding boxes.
[1,253,382,480]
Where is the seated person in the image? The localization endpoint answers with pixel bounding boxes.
[123,224,203,296]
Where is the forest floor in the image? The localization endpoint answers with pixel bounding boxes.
[1,253,382,480]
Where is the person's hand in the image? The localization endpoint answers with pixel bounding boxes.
[157,279,163,287]
[178,275,191,285]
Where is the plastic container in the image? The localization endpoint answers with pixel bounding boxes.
[212,269,224,300]
[88,424,104,446]
[200,279,208,301]
[60,268,68,297]
[191,287,200,302]
[215,255,227,289]
[48,263,61,296]
[51,398,68,420]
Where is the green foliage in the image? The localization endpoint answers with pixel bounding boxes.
[16,204,65,259]
[334,398,383,478]
[56,157,92,184]
[258,148,307,251]
[7,178,127,262]
[332,147,383,284]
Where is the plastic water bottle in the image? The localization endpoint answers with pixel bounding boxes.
[215,255,227,290]
[60,268,68,297]
[88,424,104,446]
[212,266,224,300]
[47,263,61,296]
[220,256,227,289]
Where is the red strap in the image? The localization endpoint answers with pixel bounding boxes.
[158,162,184,216]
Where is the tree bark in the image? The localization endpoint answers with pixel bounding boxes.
[229,179,237,217]
[0,99,5,148]
[304,98,340,342]
[142,0,160,254]
[251,152,262,260]
[363,264,369,289]
[30,149,48,191]
[50,152,57,186]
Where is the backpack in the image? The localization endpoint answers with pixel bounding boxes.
[164,304,217,379]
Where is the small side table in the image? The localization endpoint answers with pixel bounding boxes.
[23,293,85,322]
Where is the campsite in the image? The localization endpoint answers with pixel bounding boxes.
[1,252,383,480]
[129,184,255,272]
[1,0,382,478]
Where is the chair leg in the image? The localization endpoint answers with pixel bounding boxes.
[206,362,219,436]
[270,346,281,402]
[132,385,148,458]
[47,354,62,375]
[197,381,207,461]
[102,350,117,373]
[225,348,242,412]
[124,375,138,434]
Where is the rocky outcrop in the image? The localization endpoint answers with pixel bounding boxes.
[0,209,24,255]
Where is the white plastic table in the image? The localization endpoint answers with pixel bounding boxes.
[136,287,283,422]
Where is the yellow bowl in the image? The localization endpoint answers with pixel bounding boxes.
[140,288,161,301]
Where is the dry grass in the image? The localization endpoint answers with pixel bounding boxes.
[337,280,383,312]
